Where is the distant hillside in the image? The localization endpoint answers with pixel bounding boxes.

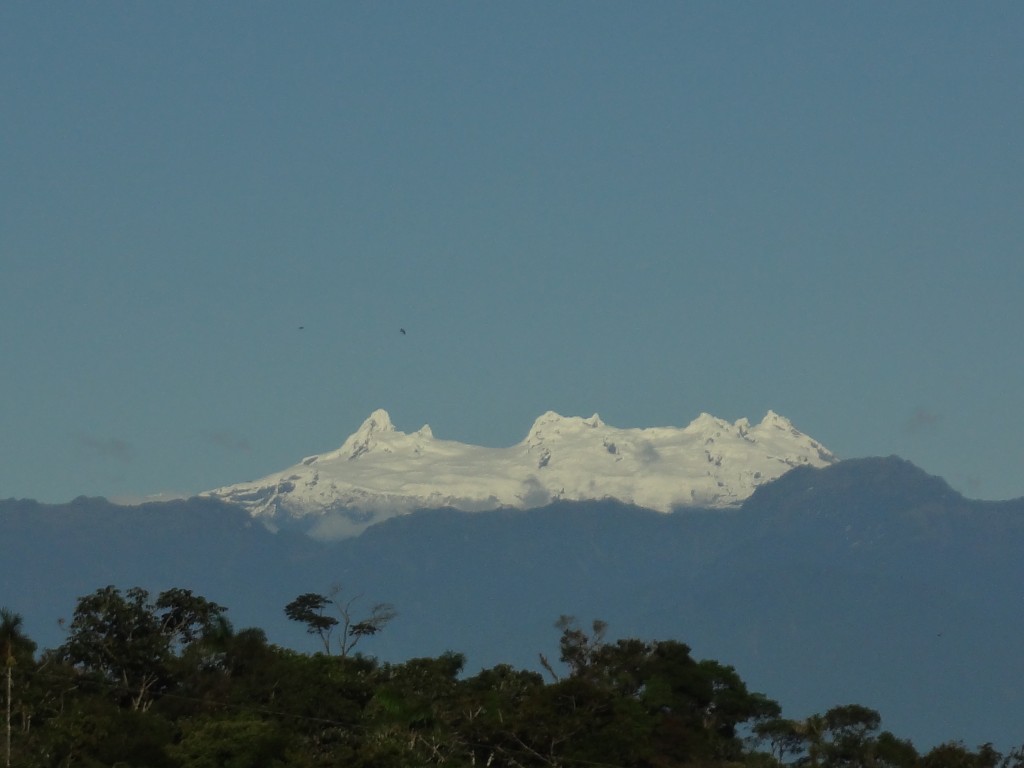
[0,495,329,645]
[1,456,1022,750]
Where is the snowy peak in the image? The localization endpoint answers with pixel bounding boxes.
[682,412,734,437]
[203,409,838,538]
[759,410,794,430]
[359,407,397,434]
[340,408,397,458]
[524,411,606,449]
[316,408,431,462]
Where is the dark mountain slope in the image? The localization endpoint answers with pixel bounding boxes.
[1,457,1022,750]
[0,495,329,642]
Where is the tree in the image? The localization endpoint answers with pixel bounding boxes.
[366,652,468,765]
[796,713,829,768]
[58,586,225,711]
[457,664,546,767]
[823,704,883,768]
[539,614,607,681]
[761,705,895,768]
[0,609,35,768]
[169,716,292,768]
[874,730,919,768]
[285,585,396,657]
[535,619,780,767]
[921,741,1006,768]
[153,587,226,649]
[755,717,805,765]
[284,593,338,654]
[631,640,779,763]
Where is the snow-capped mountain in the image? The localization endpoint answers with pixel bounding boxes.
[202,409,837,538]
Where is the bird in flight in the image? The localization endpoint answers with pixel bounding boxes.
[399,328,406,335]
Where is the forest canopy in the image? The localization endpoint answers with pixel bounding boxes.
[1,586,1019,768]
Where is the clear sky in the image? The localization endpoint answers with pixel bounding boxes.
[2,2,1022,505]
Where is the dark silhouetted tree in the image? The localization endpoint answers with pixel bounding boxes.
[1,608,35,768]
[285,584,395,657]
[58,586,224,711]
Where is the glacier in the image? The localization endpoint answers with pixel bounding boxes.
[202,409,837,538]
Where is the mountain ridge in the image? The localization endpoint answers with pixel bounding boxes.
[202,408,837,537]
[3,455,1023,749]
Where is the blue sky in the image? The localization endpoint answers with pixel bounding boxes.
[2,2,1022,504]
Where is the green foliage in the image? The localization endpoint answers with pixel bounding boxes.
[755,717,806,764]
[168,716,292,768]
[875,730,921,768]
[1,607,36,664]
[2,586,1020,768]
[753,706,918,768]
[822,704,883,768]
[921,741,1005,768]
[33,698,176,768]
[2,608,38,767]
[57,585,225,711]
[284,593,338,654]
